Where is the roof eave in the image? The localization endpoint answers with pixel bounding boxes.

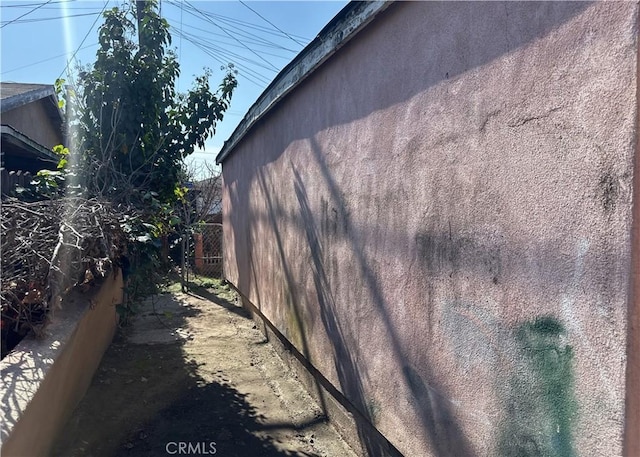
[1,124,59,164]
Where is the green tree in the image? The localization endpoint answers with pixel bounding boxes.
[72,0,236,206]
[60,0,237,316]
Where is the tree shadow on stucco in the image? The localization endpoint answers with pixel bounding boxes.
[52,294,313,457]
[256,168,330,419]
[303,138,476,457]
[293,167,404,457]
[222,3,596,453]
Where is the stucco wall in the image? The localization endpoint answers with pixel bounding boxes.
[2,99,63,149]
[221,3,639,456]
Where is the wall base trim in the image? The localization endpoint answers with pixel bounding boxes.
[229,282,403,457]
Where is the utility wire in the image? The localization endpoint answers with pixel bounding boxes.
[238,0,305,47]
[163,0,308,42]
[203,11,308,42]
[58,0,109,79]
[3,1,302,91]
[2,43,98,75]
[163,15,300,54]
[166,0,276,87]
[181,0,279,72]
[1,1,69,8]
[171,28,270,87]
[1,0,54,29]
[174,5,308,48]
[0,11,102,26]
[178,28,275,78]
[180,29,280,73]
[172,29,270,88]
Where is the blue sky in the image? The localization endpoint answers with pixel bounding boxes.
[0,0,348,173]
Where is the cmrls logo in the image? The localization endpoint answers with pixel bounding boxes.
[165,442,217,455]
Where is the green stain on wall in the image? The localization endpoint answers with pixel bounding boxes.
[498,316,577,457]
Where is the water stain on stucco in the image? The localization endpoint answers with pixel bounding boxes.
[498,316,577,457]
[598,171,619,213]
[414,231,501,283]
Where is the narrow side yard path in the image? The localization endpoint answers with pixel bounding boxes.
[53,282,357,457]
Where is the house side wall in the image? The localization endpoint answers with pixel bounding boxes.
[222,3,638,456]
[625,24,640,457]
[2,99,63,149]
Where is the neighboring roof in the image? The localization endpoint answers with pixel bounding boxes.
[1,124,59,172]
[193,176,222,190]
[0,82,64,129]
[216,1,392,164]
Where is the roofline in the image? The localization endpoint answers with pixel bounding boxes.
[216,1,393,164]
[0,124,59,164]
[1,86,56,113]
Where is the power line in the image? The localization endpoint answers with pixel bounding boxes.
[180,0,279,72]
[200,10,309,42]
[0,11,103,26]
[1,0,54,29]
[163,0,309,42]
[1,43,98,75]
[163,15,300,55]
[173,29,270,88]
[1,1,69,8]
[181,29,276,75]
[238,0,305,47]
[169,6,272,89]
[171,28,270,88]
[3,0,308,93]
[58,1,109,79]
[173,6,308,48]
[166,21,295,60]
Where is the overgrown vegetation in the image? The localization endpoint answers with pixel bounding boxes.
[1,0,236,356]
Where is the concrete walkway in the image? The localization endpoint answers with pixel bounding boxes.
[53,283,357,457]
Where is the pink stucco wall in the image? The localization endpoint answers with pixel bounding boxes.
[221,2,639,456]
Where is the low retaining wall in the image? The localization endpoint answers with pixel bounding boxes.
[1,269,123,457]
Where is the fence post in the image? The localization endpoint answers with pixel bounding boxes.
[194,233,204,274]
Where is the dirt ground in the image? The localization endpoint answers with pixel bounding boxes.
[52,279,357,457]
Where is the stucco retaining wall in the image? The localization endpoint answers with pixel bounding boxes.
[1,270,123,457]
[221,2,639,456]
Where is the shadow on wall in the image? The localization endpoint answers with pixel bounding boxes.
[304,138,479,456]
[225,130,593,456]
[293,166,407,457]
[402,366,477,457]
[223,2,592,454]
[227,153,587,454]
[256,166,331,418]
